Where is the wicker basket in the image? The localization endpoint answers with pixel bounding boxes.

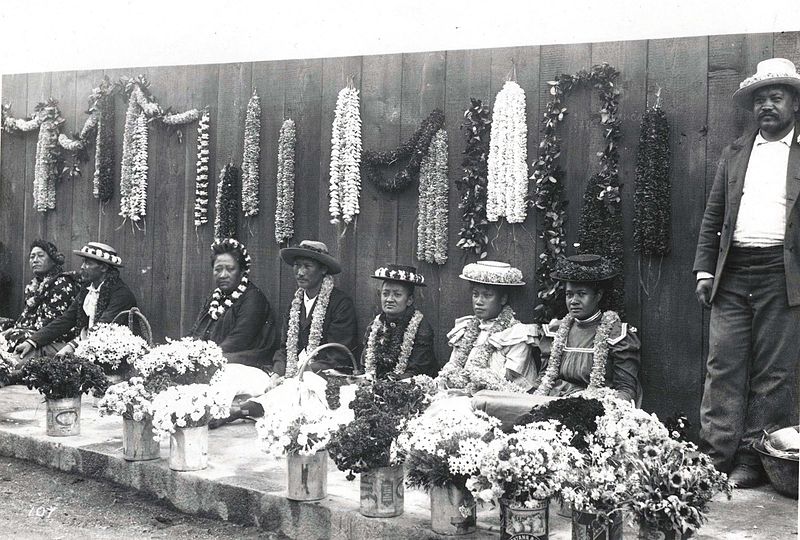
[111,307,154,347]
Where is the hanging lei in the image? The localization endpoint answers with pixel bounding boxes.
[361,108,445,193]
[242,90,261,218]
[194,109,211,227]
[329,85,362,225]
[530,63,622,323]
[364,310,424,378]
[285,275,335,377]
[207,239,252,320]
[456,98,491,258]
[534,310,620,396]
[214,163,240,241]
[416,128,449,265]
[92,78,116,202]
[487,80,528,224]
[275,118,296,244]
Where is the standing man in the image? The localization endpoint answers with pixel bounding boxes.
[693,58,800,487]
[14,242,137,359]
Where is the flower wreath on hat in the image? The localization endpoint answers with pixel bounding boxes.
[208,238,251,320]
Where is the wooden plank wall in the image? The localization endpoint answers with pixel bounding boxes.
[1,32,797,433]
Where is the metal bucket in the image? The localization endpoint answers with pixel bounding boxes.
[572,510,622,540]
[169,425,208,471]
[430,483,476,535]
[359,464,404,517]
[122,416,161,461]
[45,397,81,437]
[287,450,328,501]
[754,438,799,499]
[500,498,549,540]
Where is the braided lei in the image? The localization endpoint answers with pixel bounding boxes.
[364,310,424,378]
[207,240,252,321]
[285,275,335,377]
[534,310,619,395]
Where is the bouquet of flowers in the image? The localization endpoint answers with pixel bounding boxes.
[20,354,108,400]
[257,410,342,457]
[327,378,428,480]
[436,363,519,395]
[134,337,226,386]
[465,420,581,507]
[74,323,149,374]
[398,410,500,492]
[97,376,155,421]
[150,383,228,442]
[624,438,731,535]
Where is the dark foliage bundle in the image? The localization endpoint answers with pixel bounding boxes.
[633,105,671,256]
[361,109,445,193]
[518,396,604,451]
[456,98,492,258]
[21,354,108,400]
[327,378,428,480]
[94,79,116,203]
[662,411,691,443]
[214,162,240,241]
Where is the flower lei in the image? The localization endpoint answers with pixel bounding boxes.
[242,90,261,217]
[207,239,251,320]
[442,305,517,377]
[329,86,362,225]
[364,310,424,378]
[530,63,623,322]
[194,109,211,227]
[416,128,449,265]
[214,163,240,241]
[92,78,116,202]
[634,98,671,256]
[285,275,335,377]
[456,98,492,258]
[361,108,445,193]
[534,310,620,396]
[275,118,296,244]
[487,80,528,223]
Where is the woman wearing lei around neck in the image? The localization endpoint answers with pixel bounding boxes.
[436,261,538,393]
[362,264,437,380]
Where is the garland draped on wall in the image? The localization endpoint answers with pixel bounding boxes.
[416,129,449,265]
[214,162,240,242]
[194,109,211,227]
[275,118,296,244]
[634,99,671,257]
[530,63,625,322]
[456,98,492,259]
[328,85,362,225]
[242,90,261,218]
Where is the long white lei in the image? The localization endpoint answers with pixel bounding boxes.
[328,86,362,225]
[534,310,620,395]
[364,310,424,378]
[285,275,335,377]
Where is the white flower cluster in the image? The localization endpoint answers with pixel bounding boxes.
[134,337,226,384]
[242,91,261,217]
[328,86,362,225]
[256,409,340,457]
[161,108,201,126]
[120,84,158,223]
[194,109,211,226]
[74,323,149,370]
[33,116,59,212]
[591,392,669,455]
[150,383,228,441]
[98,377,154,421]
[416,128,449,265]
[275,118,296,244]
[487,80,528,223]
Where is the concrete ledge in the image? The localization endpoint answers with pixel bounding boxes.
[0,386,795,540]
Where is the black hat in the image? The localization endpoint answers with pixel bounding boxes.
[550,254,618,282]
[280,240,341,275]
[371,264,426,287]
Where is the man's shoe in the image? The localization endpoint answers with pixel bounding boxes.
[728,463,767,488]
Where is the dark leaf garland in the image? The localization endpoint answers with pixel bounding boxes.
[214,163,240,242]
[456,98,491,259]
[633,103,671,256]
[361,109,445,193]
[93,77,116,202]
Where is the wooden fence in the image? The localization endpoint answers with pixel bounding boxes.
[2,31,798,433]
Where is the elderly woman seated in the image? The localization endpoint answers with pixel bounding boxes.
[435,261,538,393]
[361,264,437,380]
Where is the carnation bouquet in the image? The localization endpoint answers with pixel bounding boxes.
[150,383,227,441]
[97,376,154,421]
[466,420,581,507]
[74,323,149,374]
[327,378,428,480]
[134,337,226,386]
[20,354,108,400]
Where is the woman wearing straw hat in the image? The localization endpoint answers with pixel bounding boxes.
[436,261,538,393]
[362,264,437,380]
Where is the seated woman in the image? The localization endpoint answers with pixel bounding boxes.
[362,264,437,380]
[471,254,641,429]
[436,261,537,392]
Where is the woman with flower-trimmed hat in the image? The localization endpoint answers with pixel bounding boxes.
[436,261,538,393]
[361,264,437,380]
